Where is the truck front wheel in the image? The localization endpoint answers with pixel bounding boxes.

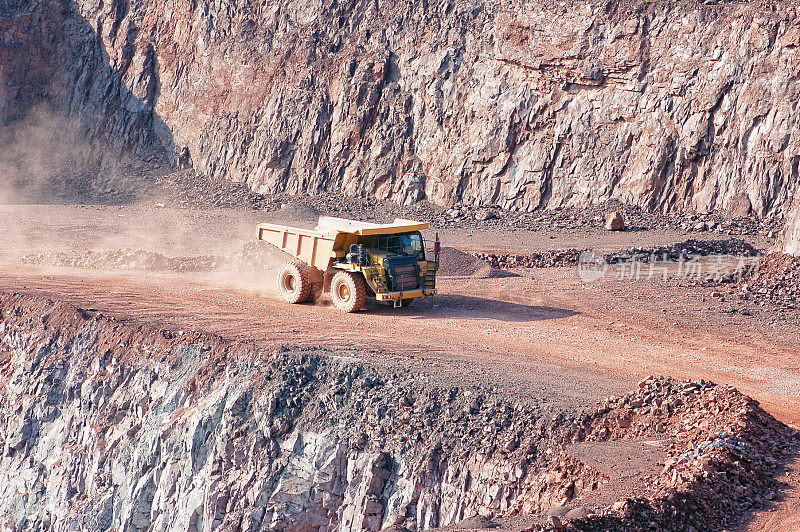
[331,271,366,313]
[277,263,312,304]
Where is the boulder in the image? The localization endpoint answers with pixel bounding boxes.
[605,212,626,231]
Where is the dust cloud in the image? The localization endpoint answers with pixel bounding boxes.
[0,106,289,297]
[0,106,96,204]
[0,204,288,296]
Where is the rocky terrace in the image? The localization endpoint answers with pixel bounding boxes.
[0,292,795,531]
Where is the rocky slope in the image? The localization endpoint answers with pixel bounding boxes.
[0,292,795,531]
[3,0,800,244]
[780,195,800,255]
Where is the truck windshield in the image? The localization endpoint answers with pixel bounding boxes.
[376,232,425,260]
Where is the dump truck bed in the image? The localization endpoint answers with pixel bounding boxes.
[312,217,428,236]
[256,217,430,271]
[256,223,335,271]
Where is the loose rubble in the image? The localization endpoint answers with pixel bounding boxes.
[20,242,280,272]
[474,239,762,270]
[603,239,762,264]
[144,171,780,242]
[476,249,584,269]
[694,252,800,312]
[740,253,800,310]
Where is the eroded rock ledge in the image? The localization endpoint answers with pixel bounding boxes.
[0,292,794,531]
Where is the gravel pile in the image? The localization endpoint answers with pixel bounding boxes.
[21,242,279,272]
[474,239,762,271]
[437,247,495,277]
[739,253,800,310]
[531,376,797,531]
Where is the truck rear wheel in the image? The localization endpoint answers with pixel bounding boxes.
[331,271,366,313]
[277,263,312,304]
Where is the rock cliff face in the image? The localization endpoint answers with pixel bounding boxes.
[0,0,169,200]
[780,195,800,255]
[3,1,800,228]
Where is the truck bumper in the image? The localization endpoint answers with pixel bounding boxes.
[375,289,436,302]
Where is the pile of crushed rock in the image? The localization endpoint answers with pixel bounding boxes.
[436,247,510,277]
[474,239,761,271]
[20,242,278,272]
[739,253,800,310]
[562,376,796,531]
[150,169,272,209]
[682,252,799,312]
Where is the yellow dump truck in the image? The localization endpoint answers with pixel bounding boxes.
[257,217,439,312]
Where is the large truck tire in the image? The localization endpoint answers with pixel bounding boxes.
[331,271,366,313]
[277,263,312,304]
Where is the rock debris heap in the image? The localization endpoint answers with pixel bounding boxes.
[21,242,280,273]
[0,293,794,531]
[475,239,762,270]
[739,253,800,310]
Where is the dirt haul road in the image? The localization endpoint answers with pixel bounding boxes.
[3,263,799,420]
[2,203,799,419]
[1,204,798,421]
